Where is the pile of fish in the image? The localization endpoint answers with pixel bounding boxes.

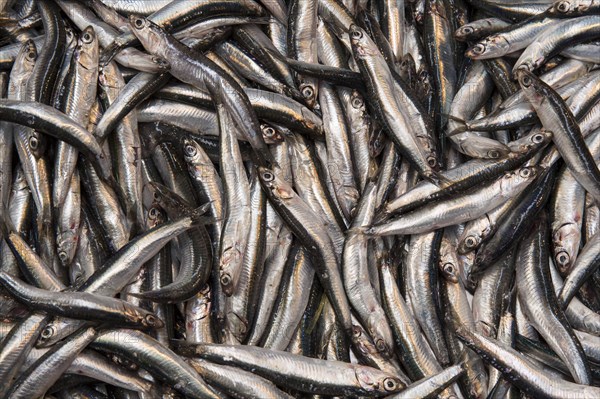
[0,0,599,397]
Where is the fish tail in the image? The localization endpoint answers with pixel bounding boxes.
[444,114,469,137]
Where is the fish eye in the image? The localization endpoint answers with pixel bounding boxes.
[532,133,544,143]
[427,156,437,168]
[82,32,93,44]
[262,125,276,138]
[27,51,36,60]
[519,168,532,178]
[184,143,197,157]
[133,18,145,29]
[519,74,533,88]
[352,326,362,337]
[557,1,570,12]
[383,378,398,392]
[58,251,68,262]
[460,26,474,36]
[301,85,314,100]
[29,136,38,150]
[351,29,363,40]
[472,43,486,55]
[443,263,455,275]
[261,171,275,182]
[144,314,158,326]
[556,251,570,266]
[220,273,232,287]
[375,339,387,352]
[148,207,160,219]
[41,325,55,339]
[351,96,364,109]
[488,150,501,158]
[464,236,477,248]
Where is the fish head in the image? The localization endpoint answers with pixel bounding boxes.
[440,260,461,283]
[508,128,552,154]
[548,0,576,15]
[260,123,283,144]
[56,231,79,267]
[141,312,164,329]
[467,36,510,59]
[458,232,482,254]
[366,316,395,359]
[16,39,37,73]
[515,68,546,106]
[182,138,201,162]
[459,136,511,159]
[76,26,99,71]
[27,131,47,158]
[36,319,75,348]
[420,138,439,169]
[299,79,319,109]
[257,166,295,203]
[465,40,489,59]
[553,223,581,273]
[455,24,477,40]
[129,16,167,53]
[145,203,166,229]
[355,367,404,394]
[349,24,380,59]
[500,166,539,194]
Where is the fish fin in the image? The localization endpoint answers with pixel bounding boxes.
[345,226,369,235]
[147,182,195,212]
[346,226,377,237]
[444,114,470,137]
[444,113,467,123]
[137,126,165,158]
[189,205,218,226]
[373,205,391,224]
[195,200,214,215]
[123,291,147,300]
[425,171,452,188]
[99,42,121,66]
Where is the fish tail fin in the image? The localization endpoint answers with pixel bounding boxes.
[425,171,452,188]
[99,42,121,66]
[189,204,218,226]
[444,114,469,137]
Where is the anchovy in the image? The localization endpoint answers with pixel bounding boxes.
[175,342,405,396]
[516,213,591,384]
